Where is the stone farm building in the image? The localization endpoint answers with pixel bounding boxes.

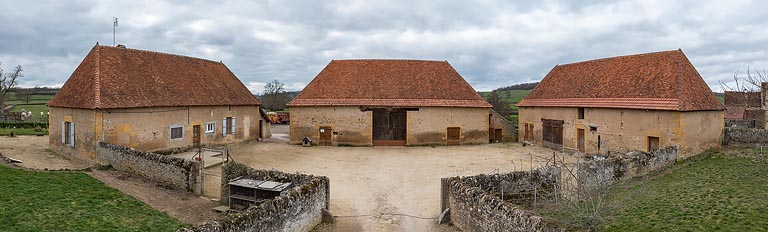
[723,83,768,129]
[517,50,724,158]
[287,59,514,146]
[48,45,270,160]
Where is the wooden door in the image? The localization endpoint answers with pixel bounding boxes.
[494,129,503,143]
[577,128,585,153]
[524,123,533,141]
[193,125,201,147]
[319,127,332,146]
[258,120,263,139]
[373,109,407,146]
[648,136,659,152]
[447,127,461,145]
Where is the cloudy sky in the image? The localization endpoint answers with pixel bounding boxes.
[1,0,767,93]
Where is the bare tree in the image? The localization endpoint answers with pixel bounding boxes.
[719,67,767,92]
[261,80,288,111]
[487,90,514,116]
[1,62,24,113]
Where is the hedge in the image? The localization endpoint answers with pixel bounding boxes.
[0,122,49,129]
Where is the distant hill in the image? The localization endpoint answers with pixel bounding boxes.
[477,82,538,122]
[493,82,538,92]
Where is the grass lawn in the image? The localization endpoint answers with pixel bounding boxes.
[0,165,187,231]
[0,128,48,136]
[601,150,768,231]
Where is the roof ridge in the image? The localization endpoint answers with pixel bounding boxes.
[96,45,225,65]
[675,51,684,110]
[444,62,488,101]
[332,59,447,62]
[94,45,101,108]
[557,49,682,67]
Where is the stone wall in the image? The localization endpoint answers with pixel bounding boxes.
[182,162,330,232]
[723,127,768,146]
[442,167,561,232]
[577,146,677,188]
[95,142,201,194]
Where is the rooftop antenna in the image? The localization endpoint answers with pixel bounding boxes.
[113,17,118,46]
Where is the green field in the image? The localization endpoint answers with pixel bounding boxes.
[599,149,768,231]
[4,93,52,114]
[0,165,187,231]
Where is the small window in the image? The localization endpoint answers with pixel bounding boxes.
[170,126,183,140]
[578,107,585,119]
[205,122,215,134]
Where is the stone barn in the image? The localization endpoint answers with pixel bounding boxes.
[517,49,724,158]
[48,44,271,161]
[287,59,496,146]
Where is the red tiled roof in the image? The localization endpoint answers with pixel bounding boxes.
[517,50,724,111]
[723,91,761,108]
[48,45,260,109]
[725,106,746,119]
[287,59,491,108]
[516,98,680,111]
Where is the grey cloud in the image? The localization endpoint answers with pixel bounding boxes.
[0,0,766,92]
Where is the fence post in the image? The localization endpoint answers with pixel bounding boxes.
[440,178,449,213]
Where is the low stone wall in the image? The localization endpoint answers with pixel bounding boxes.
[723,127,768,146]
[95,142,200,193]
[577,146,677,188]
[182,162,330,232]
[725,119,760,128]
[443,167,561,231]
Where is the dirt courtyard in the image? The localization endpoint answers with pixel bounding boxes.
[223,125,576,232]
[2,129,576,231]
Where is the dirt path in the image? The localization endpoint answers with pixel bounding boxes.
[0,135,90,170]
[228,139,575,232]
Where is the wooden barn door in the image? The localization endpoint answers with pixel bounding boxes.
[447,127,461,145]
[373,109,407,146]
[542,119,564,149]
[494,129,503,143]
[319,127,333,146]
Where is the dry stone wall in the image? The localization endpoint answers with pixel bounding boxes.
[181,162,330,232]
[723,127,768,146]
[443,167,561,232]
[95,142,200,193]
[577,146,677,188]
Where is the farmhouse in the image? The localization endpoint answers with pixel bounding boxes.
[48,44,270,160]
[517,49,724,158]
[723,83,768,128]
[287,59,505,146]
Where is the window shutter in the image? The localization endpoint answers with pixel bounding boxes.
[70,122,75,147]
[61,122,66,144]
[232,117,236,134]
[222,117,227,135]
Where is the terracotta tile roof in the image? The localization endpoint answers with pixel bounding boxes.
[517,98,680,111]
[287,59,491,108]
[723,91,761,108]
[48,45,260,109]
[517,50,724,111]
[725,106,746,119]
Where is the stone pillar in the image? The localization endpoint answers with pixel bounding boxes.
[763,82,768,129]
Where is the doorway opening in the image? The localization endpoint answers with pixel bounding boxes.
[372,109,407,146]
